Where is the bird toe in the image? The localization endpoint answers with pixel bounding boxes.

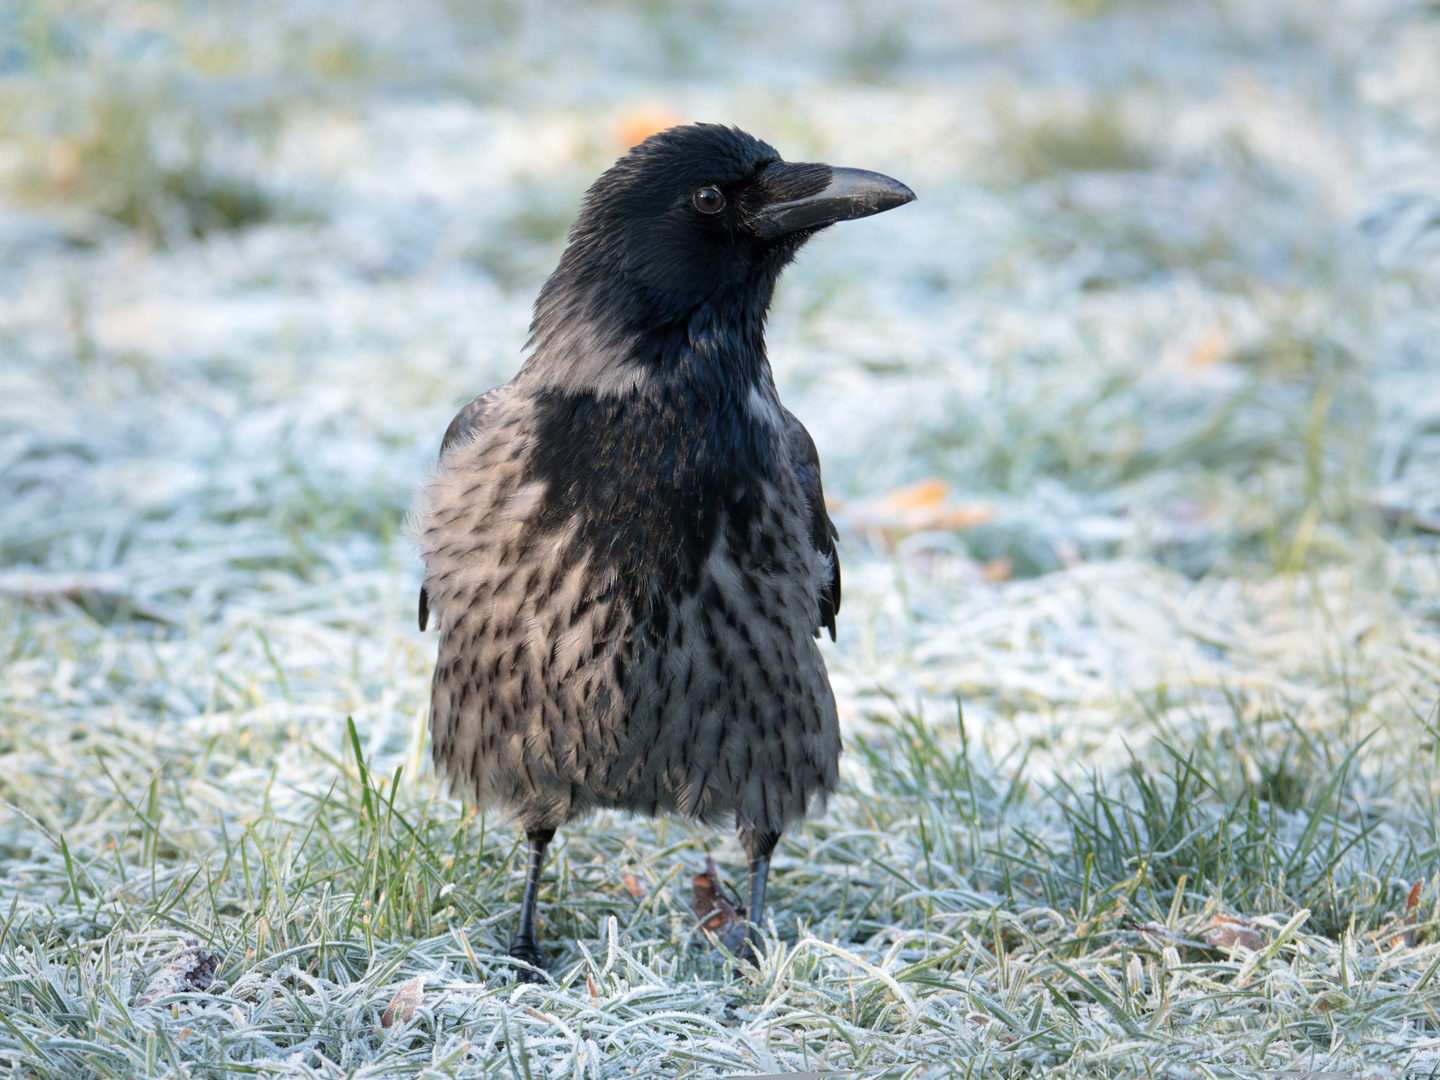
[507,940,550,983]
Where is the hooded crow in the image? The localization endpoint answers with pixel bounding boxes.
[414,123,913,978]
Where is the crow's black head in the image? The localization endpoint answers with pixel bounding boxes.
[534,124,914,330]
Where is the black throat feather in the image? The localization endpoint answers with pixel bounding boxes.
[519,264,793,616]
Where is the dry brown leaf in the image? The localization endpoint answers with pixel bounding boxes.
[586,973,600,999]
[135,939,218,1006]
[692,856,747,954]
[936,507,995,529]
[380,976,424,1029]
[1202,915,1262,953]
[692,856,739,933]
[845,478,995,545]
[622,873,646,897]
[1403,878,1424,948]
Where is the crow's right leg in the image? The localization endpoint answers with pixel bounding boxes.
[509,828,554,982]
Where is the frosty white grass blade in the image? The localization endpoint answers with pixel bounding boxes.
[2,0,1440,1077]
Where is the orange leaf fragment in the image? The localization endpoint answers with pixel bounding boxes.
[623,873,646,897]
[1187,324,1227,368]
[614,108,683,149]
[1401,878,1424,948]
[886,478,949,509]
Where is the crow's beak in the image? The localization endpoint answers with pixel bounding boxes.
[751,164,915,239]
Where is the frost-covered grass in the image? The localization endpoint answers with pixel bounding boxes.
[3,0,1440,1076]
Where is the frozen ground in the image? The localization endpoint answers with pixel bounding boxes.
[2,0,1440,1076]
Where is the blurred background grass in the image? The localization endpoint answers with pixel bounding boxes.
[2,0,1440,1077]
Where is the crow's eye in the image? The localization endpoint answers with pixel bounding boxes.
[692,186,725,214]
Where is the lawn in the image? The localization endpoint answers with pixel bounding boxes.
[2,0,1440,1076]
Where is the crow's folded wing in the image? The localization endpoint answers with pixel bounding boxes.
[419,389,502,631]
[781,409,841,640]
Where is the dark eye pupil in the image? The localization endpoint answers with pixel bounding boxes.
[694,187,724,213]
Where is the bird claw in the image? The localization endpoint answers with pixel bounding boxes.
[738,931,763,968]
[723,927,765,981]
[508,939,549,983]
[717,920,750,960]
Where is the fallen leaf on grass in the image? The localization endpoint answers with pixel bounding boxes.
[693,856,739,932]
[1202,915,1262,953]
[843,479,994,547]
[1400,878,1424,948]
[135,939,218,1006]
[887,478,948,509]
[692,856,748,955]
[622,873,645,897]
[380,977,424,1029]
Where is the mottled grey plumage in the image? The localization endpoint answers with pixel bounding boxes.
[411,124,912,975]
[419,384,837,837]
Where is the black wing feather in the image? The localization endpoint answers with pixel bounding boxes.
[781,409,841,640]
[420,389,502,632]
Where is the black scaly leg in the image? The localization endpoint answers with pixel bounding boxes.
[509,828,555,982]
[737,828,780,966]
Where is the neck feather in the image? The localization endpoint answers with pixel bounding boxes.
[519,264,779,401]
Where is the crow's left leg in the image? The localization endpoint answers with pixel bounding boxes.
[736,827,780,966]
